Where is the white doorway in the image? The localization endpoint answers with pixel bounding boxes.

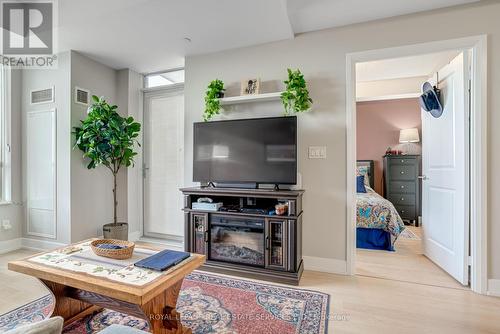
[143,87,184,244]
[346,36,488,294]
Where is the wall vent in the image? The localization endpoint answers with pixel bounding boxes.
[75,87,90,105]
[30,87,54,105]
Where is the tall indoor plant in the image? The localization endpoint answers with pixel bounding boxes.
[74,95,141,240]
[281,68,313,115]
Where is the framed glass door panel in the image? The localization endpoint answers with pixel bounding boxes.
[265,219,288,270]
[192,213,208,255]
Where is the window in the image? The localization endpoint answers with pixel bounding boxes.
[0,65,11,203]
[144,69,184,89]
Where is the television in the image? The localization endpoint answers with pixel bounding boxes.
[193,116,297,185]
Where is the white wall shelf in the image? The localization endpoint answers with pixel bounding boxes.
[219,92,283,105]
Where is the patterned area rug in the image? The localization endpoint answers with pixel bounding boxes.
[0,272,329,334]
[0,294,54,332]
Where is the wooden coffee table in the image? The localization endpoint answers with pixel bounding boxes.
[8,241,205,334]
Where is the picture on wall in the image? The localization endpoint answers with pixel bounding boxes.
[241,78,260,95]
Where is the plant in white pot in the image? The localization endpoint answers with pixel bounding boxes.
[74,95,141,240]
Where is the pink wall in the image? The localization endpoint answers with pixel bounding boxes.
[356,98,422,195]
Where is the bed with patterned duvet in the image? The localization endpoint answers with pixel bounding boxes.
[357,186,406,251]
[356,160,405,250]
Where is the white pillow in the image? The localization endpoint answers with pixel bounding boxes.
[5,317,63,334]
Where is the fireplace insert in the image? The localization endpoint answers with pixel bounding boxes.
[209,215,265,267]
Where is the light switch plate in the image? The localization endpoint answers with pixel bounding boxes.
[308,146,327,159]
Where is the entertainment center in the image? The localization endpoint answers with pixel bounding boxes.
[183,115,303,284]
[182,187,304,285]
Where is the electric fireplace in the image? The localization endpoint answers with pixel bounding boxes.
[209,215,265,267]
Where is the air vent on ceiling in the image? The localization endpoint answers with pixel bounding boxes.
[30,87,54,104]
[75,87,90,106]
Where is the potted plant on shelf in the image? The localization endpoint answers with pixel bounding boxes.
[203,79,225,121]
[281,68,313,115]
[74,95,141,240]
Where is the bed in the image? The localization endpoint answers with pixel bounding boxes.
[356,160,405,251]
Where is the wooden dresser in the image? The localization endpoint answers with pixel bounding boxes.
[383,155,421,226]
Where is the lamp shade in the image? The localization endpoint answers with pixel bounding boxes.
[399,128,420,143]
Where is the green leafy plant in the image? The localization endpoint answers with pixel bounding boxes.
[204,79,225,121]
[74,95,141,226]
[281,69,313,115]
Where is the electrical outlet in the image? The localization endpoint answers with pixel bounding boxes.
[2,220,12,230]
[308,146,327,159]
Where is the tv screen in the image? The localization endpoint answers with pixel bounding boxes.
[193,116,297,185]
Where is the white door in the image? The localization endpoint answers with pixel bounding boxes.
[421,52,470,285]
[143,89,184,239]
[27,110,56,239]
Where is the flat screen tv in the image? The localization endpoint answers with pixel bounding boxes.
[193,116,297,185]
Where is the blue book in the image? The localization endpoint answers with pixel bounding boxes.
[134,249,190,272]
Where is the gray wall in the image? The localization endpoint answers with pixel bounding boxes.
[22,52,72,244]
[70,51,128,242]
[20,51,136,244]
[185,0,500,278]
[119,69,144,238]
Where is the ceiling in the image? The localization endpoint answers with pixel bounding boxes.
[356,50,460,82]
[286,0,478,33]
[57,0,479,73]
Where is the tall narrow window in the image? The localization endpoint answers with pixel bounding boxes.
[0,65,11,203]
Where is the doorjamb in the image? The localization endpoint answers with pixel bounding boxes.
[345,35,488,294]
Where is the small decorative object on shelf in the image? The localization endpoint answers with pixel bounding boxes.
[203,79,225,121]
[275,202,288,216]
[385,146,402,155]
[240,78,260,95]
[91,239,135,260]
[281,68,313,115]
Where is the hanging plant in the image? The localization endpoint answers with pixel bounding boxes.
[203,79,225,121]
[281,69,313,115]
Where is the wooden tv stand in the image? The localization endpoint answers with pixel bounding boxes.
[181,187,304,285]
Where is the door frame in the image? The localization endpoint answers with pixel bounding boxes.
[345,35,488,294]
[140,83,185,244]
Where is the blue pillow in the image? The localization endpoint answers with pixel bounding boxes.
[356,175,367,193]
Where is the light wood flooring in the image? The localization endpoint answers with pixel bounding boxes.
[2,245,500,333]
[356,226,467,290]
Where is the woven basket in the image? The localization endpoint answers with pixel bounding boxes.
[91,239,135,260]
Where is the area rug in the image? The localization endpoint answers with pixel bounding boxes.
[0,294,54,332]
[0,272,329,334]
[399,228,421,240]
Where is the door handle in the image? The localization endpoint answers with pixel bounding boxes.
[418,175,428,180]
[265,236,270,250]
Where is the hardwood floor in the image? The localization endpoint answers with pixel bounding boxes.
[356,226,467,290]
[2,247,500,333]
[0,249,48,315]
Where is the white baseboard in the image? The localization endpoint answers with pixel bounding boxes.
[0,238,22,254]
[487,279,500,297]
[137,236,184,251]
[128,231,142,242]
[303,255,348,275]
[21,238,67,251]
